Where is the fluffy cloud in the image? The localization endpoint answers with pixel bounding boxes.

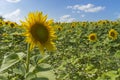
[6,0,21,3]
[67,4,105,13]
[3,9,21,23]
[59,15,75,22]
[60,15,71,20]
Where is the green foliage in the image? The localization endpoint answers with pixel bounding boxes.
[0,20,120,80]
[47,21,120,80]
[0,52,25,72]
[0,24,55,80]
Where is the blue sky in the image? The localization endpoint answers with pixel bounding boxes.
[0,0,120,23]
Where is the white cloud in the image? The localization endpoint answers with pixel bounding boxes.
[67,18,75,22]
[59,15,75,22]
[6,0,21,3]
[3,9,21,23]
[67,4,105,13]
[61,15,71,19]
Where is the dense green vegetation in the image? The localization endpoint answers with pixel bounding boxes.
[0,19,120,80]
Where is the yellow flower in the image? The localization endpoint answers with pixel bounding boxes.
[0,21,3,26]
[108,29,118,40]
[68,30,72,33]
[71,22,76,28]
[4,21,10,25]
[2,33,8,37]
[9,22,16,27]
[82,22,87,27]
[88,33,97,42]
[71,25,75,28]
[21,11,56,54]
[57,26,62,31]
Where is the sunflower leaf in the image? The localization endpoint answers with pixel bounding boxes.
[27,63,55,80]
[0,52,25,72]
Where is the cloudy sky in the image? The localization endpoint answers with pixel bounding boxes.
[0,0,120,23]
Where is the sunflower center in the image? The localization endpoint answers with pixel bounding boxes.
[90,35,95,40]
[31,23,49,43]
[10,23,15,27]
[110,32,115,37]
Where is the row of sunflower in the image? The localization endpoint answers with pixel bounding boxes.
[48,20,120,80]
[88,29,118,42]
[0,12,120,80]
[0,19,18,27]
[55,21,119,42]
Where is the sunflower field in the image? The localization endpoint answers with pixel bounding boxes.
[0,12,120,80]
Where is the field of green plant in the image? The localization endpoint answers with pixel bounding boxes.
[0,16,120,80]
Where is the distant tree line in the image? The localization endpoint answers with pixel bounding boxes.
[0,16,4,21]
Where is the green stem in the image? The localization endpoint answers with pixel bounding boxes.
[26,44,30,73]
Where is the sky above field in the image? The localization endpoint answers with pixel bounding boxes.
[0,0,120,23]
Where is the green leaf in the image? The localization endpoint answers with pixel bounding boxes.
[25,72,36,80]
[0,76,8,80]
[36,70,56,80]
[114,50,120,58]
[31,77,49,80]
[26,73,49,80]
[97,71,119,80]
[28,63,55,80]
[106,71,119,80]
[37,55,49,64]
[26,70,55,80]
[31,63,51,73]
[0,52,25,72]
[13,64,26,76]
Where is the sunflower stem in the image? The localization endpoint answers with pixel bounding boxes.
[26,43,30,73]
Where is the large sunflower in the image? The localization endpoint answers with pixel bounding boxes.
[0,21,3,26]
[88,33,97,42]
[21,11,56,54]
[108,29,118,40]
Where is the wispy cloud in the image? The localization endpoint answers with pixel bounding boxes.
[67,4,105,13]
[59,15,75,22]
[6,0,21,3]
[3,9,21,23]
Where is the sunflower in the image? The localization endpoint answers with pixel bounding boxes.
[4,21,10,25]
[71,25,75,28]
[108,29,118,40]
[0,21,3,26]
[9,22,16,27]
[57,26,62,31]
[71,23,75,28]
[68,30,72,33]
[21,11,56,54]
[88,33,97,42]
